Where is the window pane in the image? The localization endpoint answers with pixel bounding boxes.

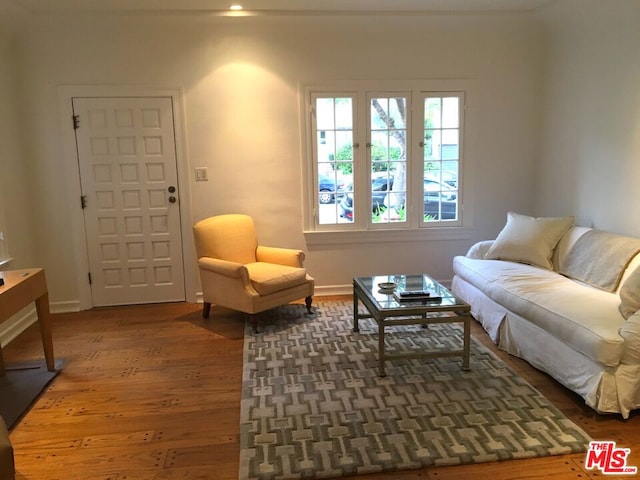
[423,174,457,222]
[424,98,441,129]
[335,98,353,130]
[371,171,392,222]
[315,96,354,225]
[317,130,335,163]
[370,131,389,161]
[442,97,459,128]
[370,96,407,224]
[423,129,441,161]
[335,131,353,161]
[442,129,459,160]
[423,95,460,223]
[388,97,406,128]
[442,161,458,188]
[371,98,388,129]
[316,98,335,130]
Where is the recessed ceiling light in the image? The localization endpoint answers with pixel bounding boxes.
[229,4,243,10]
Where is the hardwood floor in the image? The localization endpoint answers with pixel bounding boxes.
[3,298,639,480]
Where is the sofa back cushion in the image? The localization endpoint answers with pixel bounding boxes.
[484,212,574,270]
[558,229,640,292]
[551,226,591,271]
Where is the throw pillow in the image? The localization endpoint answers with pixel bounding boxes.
[620,267,640,319]
[484,211,574,269]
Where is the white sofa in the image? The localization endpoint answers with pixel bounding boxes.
[451,212,640,418]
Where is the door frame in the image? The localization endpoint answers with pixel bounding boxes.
[58,85,197,310]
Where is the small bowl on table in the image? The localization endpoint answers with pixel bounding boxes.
[377,282,396,293]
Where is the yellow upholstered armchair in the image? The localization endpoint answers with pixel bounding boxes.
[193,214,314,327]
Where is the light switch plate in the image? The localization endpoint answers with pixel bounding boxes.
[195,167,208,181]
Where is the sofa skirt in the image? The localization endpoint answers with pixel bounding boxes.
[452,275,640,418]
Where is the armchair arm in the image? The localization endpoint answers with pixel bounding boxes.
[256,245,305,268]
[198,257,251,282]
[197,257,260,302]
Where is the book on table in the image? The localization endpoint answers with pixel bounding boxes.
[393,289,442,302]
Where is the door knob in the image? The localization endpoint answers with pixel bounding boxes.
[168,186,176,193]
[169,196,176,203]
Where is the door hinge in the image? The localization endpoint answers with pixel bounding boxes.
[88,272,92,285]
[80,195,87,209]
[72,114,80,130]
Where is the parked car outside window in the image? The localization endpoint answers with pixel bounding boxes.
[339,174,456,221]
[318,175,337,204]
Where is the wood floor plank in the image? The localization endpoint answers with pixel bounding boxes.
[3,299,639,480]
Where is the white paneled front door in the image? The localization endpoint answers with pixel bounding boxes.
[73,97,186,306]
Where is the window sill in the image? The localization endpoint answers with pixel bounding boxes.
[304,227,472,247]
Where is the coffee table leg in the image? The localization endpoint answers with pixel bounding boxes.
[353,287,360,333]
[462,316,471,371]
[378,322,386,377]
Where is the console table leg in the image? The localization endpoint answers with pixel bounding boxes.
[35,293,55,372]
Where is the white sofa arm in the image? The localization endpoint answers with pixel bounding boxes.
[466,240,494,259]
[619,312,640,364]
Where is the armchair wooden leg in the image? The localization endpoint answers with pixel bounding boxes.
[202,302,211,319]
[305,296,313,314]
[249,314,259,333]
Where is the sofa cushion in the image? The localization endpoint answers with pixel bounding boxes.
[453,255,626,366]
[620,267,640,319]
[245,262,307,296]
[484,212,574,270]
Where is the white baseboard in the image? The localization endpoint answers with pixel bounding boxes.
[0,308,37,346]
[193,285,353,305]
[0,300,81,347]
[51,300,81,314]
[313,284,352,296]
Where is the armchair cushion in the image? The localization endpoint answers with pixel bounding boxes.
[245,262,308,296]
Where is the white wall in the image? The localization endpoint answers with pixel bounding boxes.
[0,28,37,269]
[0,20,40,344]
[14,11,543,304]
[536,0,640,237]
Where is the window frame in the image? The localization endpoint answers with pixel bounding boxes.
[417,91,465,229]
[366,91,412,230]
[308,91,359,231]
[301,80,473,241]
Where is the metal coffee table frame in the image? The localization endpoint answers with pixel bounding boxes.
[353,274,472,377]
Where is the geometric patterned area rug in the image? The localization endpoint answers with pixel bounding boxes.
[239,300,591,480]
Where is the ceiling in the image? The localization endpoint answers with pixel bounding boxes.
[8,0,557,14]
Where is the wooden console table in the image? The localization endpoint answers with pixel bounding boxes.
[0,268,55,376]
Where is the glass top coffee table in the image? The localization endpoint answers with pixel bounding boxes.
[353,273,472,376]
